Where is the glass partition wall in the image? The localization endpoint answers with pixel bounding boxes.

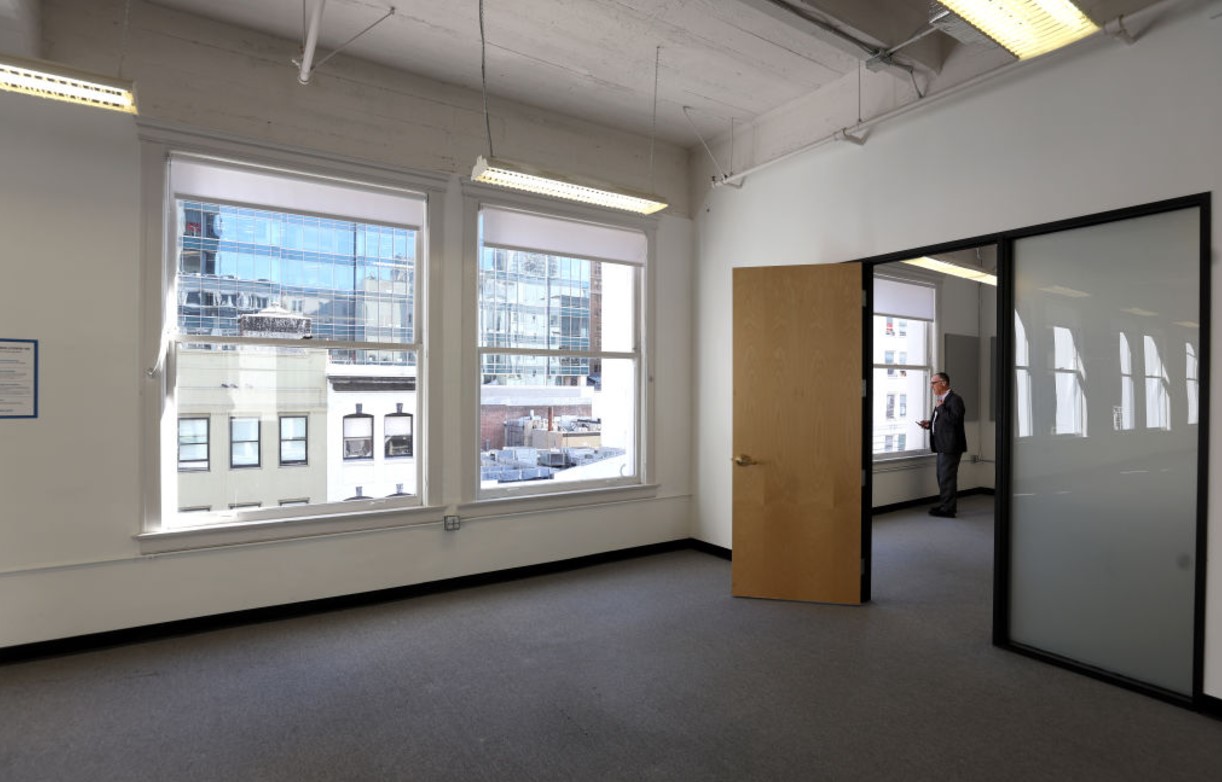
[1004,201,1207,698]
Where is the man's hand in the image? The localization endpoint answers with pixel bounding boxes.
[917,419,931,430]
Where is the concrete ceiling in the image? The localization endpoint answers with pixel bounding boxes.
[136,0,1164,147]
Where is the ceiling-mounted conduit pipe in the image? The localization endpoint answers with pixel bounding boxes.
[715,0,1183,188]
[763,0,922,80]
[298,0,327,85]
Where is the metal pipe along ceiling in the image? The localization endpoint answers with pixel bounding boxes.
[716,0,1184,187]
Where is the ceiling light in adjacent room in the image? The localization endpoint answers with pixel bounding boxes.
[1038,284,1091,298]
[0,54,137,114]
[902,256,997,285]
[472,156,668,215]
[938,0,1099,60]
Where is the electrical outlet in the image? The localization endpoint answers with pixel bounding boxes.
[443,515,461,531]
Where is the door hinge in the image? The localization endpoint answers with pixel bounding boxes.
[862,469,867,487]
[861,558,866,575]
[861,378,867,398]
[862,289,867,307]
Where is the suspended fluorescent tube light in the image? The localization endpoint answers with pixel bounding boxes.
[939,0,1099,60]
[902,256,997,286]
[471,156,668,215]
[0,54,137,113]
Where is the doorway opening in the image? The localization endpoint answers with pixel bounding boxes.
[866,244,999,607]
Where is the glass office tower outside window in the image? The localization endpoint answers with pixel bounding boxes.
[166,158,424,527]
[476,206,646,497]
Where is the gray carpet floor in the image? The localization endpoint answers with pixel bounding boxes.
[2,495,1221,781]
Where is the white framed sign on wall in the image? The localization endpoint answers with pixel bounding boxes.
[0,339,38,419]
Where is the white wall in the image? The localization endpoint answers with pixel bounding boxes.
[691,1,1222,697]
[0,0,39,58]
[0,2,694,648]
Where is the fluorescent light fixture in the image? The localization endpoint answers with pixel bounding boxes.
[1122,306,1158,317]
[939,0,1099,60]
[0,54,137,114]
[472,156,667,215]
[1174,321,1200,329]
[902,256,997,286]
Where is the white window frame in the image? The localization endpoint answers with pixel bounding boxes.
[459,187,658,510]
[872,274,936,461]
[137,125,449,553]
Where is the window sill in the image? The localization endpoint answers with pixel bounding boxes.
[457,482,661,520]
[137,503,444,554]
[872,453,936,472]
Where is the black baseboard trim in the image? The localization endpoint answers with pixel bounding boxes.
[1202,694,1222,720]
[1,538,725,665]
[687,538,732,560]
[872,486,995,516]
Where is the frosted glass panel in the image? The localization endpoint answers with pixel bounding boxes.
[1010,207,1200,695]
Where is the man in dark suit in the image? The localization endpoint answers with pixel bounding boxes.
[918,372,967,518]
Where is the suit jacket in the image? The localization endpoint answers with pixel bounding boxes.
[930,390,967,454]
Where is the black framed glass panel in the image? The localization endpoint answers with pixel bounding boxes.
[1008,205,1203,696]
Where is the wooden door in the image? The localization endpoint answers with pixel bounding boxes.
[732,263,863,604]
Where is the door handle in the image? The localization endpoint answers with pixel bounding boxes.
[733,454,759,467]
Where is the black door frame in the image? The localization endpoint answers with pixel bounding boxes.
[856,192,1212,712]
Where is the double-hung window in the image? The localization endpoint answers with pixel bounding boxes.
[279,415,308,465]
[177,418,209,471]
[342,409,375,460]
[872,276,935,458]
[385,405,414,458]
[230,416,261,468]
[476,205,647,497]
[159,155,425,529]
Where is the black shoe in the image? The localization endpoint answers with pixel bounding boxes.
[929,508,955,518]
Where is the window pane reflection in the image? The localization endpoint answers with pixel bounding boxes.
[1116,333,1134,431]
[1143,335,1170,430]
[1010,205,1201,695]
[1186,342,1199,426]
[1014,312,1032,437]
[1052,326,1086,436]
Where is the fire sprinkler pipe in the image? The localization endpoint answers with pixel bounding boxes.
[299,0,327,85]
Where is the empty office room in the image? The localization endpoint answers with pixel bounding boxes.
[2,1,1222,779]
